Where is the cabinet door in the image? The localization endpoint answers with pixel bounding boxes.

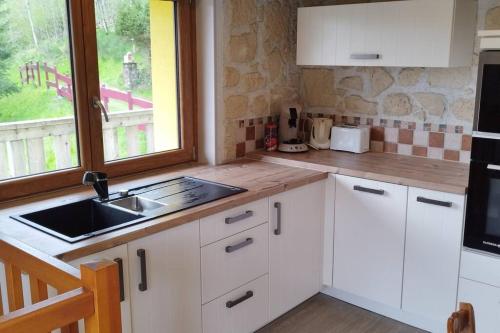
[297,7,337,66]
[395,0,454,67]
[128,221,202,333]
[269,181,325,320]
[458,278,500,333]
[333,175,407,308]
[297,7,325,66]
[403,188,465,323]
[402,188,465,326]
[70,244,132,333]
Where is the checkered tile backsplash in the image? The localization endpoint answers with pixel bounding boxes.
[233,114,472,163]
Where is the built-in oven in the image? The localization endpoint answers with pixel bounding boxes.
[464,138,500,255]
[473,51,500,138]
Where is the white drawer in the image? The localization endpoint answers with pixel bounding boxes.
[200,198,268,246]
[461,249,500,288]
[202,274,269,333]
[201,223,268,303]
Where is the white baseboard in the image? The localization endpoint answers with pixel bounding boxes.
[321,287,444,333]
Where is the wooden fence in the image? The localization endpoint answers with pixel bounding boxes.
[19,61,153,110]
[0,109,154,180]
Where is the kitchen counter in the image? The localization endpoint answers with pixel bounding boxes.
[247,150,469,194]
[0,159,327,261]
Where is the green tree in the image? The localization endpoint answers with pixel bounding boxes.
[115,0,150,45]
[0,0,18,97]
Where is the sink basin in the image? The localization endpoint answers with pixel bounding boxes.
[12,199,145,243]
[12,176,247,243]
[109,196,165,213]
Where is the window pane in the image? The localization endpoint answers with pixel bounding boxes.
[0,0,79,181]
[94,0,180,162]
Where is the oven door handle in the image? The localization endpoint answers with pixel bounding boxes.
[487,164,500,171]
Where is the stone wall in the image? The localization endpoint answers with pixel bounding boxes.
[222,0,500,162]
[222,0,300,161]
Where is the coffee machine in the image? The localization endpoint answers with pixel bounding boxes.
[278,104,309,153]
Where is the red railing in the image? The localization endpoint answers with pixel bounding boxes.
[19,61,153,110]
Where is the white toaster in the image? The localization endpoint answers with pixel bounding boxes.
[330,125,370,153]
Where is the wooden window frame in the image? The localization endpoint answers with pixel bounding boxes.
[0,0,197,202]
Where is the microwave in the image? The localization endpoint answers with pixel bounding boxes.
[473,51,500,138]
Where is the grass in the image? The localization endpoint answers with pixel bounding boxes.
[0,86,74,122]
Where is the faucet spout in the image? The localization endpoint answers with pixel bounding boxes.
[82,171,109,201]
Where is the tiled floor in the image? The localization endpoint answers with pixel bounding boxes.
[257,294,428,333]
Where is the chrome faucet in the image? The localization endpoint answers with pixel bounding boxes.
[82,171,109,201]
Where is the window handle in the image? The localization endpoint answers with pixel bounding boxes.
[92,96,109,122]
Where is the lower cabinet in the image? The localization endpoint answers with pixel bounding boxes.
[69,244,132,333]
[127,221,202,333]
[333,175,407,308]
[269,180,325,320]
[202,274,269,333]
[458,278,500,333]
[402,187,465,328]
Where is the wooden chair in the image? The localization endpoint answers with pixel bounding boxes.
[447,303,475,333]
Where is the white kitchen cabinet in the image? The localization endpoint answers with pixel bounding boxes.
[458,278,500,333]
[269,180,325,320]
[69,244,132,333]
[127,221,202,333]
[333,175,407,308]
[297,0,476,67]
[402,188,465,330]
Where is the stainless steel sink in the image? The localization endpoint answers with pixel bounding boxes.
[109,196,165,213]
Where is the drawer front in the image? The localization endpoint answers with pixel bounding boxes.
[202,223,269,303]
[200,198,268,246]
[202,274,269,333]
[461,249,500,288]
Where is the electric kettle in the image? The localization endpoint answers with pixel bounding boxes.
[310,118,333,149]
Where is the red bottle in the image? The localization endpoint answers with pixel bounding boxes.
[265,121,278,151]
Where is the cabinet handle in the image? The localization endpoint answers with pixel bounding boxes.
[137,249,148,292]
[226,291,254,309]
[225,210,253,224]
[350,53,380,60]
[417,196,452,208]
[274,202,282,235]
[113,257,125,302]
[353,185,385,195]
[225,238,253,253]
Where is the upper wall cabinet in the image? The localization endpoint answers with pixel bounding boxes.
[297,0,476,68]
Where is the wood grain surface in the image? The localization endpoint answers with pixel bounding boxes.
[248,150,469,194]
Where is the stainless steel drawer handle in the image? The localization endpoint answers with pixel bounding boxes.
[274,202,282,235]
[225,210,254,224]
[417,196,452,208]
[353,185,385,195]
[226,291,254,308]
[137,249,148,292]
[114,257,125,302]
[350,53,380,60]
[487,164,500,171]
[225,238,253,253]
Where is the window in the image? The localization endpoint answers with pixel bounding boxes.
[0,0,196,201]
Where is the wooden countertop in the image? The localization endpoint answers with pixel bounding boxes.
[247,150,469,194]
[0,159,327,261]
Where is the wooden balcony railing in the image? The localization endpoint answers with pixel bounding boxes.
[0,109,154,180]
[0,235,121,333]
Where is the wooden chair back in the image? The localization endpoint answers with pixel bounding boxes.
[447,302,475,333]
